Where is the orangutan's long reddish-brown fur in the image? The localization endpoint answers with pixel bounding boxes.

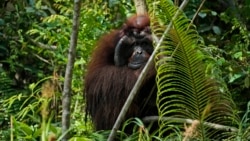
[85,14,157,131]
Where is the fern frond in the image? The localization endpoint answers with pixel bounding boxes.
[149,1,238,140]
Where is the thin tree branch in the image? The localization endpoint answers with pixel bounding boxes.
[107,1,189,141]
[2,34,57,50]
[143,116,238,132]
[32,53,51,64]
[29,38,57,50]
[190,0,206,25]
[61,0,82,140]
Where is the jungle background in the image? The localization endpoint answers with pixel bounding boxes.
[0,0,249,140]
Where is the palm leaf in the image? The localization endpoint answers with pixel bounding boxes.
[149,1,238,140]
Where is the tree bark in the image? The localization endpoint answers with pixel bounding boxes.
[134,0,147,15]
[61,0,82,140]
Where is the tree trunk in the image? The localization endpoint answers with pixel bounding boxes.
[61,0,82,140]
[134,0,147,15]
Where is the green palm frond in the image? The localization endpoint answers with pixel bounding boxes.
[149,1,238,140]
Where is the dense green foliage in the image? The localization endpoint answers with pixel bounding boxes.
[0,0,249,140]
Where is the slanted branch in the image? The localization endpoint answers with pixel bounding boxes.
[143,116,238,132]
